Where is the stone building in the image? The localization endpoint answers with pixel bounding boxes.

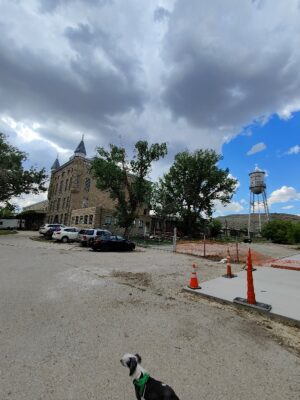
[47,138,151,235]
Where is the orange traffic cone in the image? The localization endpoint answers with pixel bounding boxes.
[233,248,271,312]
[247,248,256,304]
[223,249,236,278]
[188,264,201,289]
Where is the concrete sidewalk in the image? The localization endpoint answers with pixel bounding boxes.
[270,253,300,271]
[184,266,300,325]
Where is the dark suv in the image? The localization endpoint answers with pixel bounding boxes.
[77,228,112,247]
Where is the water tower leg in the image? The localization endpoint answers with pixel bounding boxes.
[262,190,270,221]
[247,191,252,238]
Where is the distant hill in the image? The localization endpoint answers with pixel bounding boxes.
[216,213,300,232]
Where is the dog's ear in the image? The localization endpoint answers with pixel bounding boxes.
[128,357,138,376]
[135,354,142,364]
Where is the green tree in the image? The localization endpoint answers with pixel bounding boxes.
[151,180,178,233]
[0,133,47,205]
[262,219,300,244]
[154,149,237,236]
[90,140,167,237]
[0,203,16,218]
[208,218,223,238]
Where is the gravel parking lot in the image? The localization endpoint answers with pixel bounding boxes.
[0,232,299,400]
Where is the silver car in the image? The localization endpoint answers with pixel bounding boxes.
[77,228,111,247]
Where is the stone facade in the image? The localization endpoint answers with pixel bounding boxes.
[46,139,151,236]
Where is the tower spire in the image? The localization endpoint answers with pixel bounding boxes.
[51,154,60,172]
[74,135,86,157]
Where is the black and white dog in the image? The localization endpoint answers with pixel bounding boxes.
[120,353,180,400]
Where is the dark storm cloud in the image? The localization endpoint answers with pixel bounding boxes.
[64,23,141,84]
[163,46,300,129]
[153,6,171,22]
[0,24,145,132]
[162,0,300,130]
[2,0,300,177]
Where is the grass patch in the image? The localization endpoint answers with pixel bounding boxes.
[0,230,18,235]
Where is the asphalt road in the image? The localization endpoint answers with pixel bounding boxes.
[0,232,299,400]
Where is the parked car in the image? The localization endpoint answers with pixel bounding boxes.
[77,228,112,247]
[39,223,65,235]
[52,227,79,243]
[91,235,135,252]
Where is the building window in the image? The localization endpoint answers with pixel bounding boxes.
[69,177,72,190]
[62,198,66,210]
[65,179,68,191]
[104,216,112,225]
[59,180,63,193]
[143,208,147,215]
[84,215,88,224]
[89,215,94,224]
[66,197,70,210]
[60,214,63,223]
[84,178,91,191]
[75,216,79,225]
[72,216,75,224]
[64,214,68,224]
[82,198,88,208]
[56,198,60,211]
[79,215,84,224]
[139,219,144,228]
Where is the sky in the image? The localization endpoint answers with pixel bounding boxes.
[0,0,299,216]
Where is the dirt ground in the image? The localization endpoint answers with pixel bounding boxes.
[176,239,300,265]
[0,231,299,400]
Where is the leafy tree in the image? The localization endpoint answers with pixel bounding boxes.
[0,203,16,218]
[0,133,47,205]
[262,219,300,244]
[208,218,223,238]
[151,180,178,233]
[90,140,167,237]
[154,149,237,236]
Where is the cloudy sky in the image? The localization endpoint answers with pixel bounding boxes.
[1,0,299,215]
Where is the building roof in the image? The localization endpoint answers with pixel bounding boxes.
[51,157,60,171]
[74,138,86,156]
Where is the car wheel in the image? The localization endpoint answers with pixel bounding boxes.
[61,236,69,243]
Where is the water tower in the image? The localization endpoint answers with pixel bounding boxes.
[247,166,270,236]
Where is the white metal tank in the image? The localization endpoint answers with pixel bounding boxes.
[249,168,266,194]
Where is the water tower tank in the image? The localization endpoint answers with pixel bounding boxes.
[249,170,266,194]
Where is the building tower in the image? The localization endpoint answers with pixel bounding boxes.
[74,134,86,158]
[247,166,270,236]
[50,155,60,172]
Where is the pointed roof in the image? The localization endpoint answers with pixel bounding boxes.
[51,157,60,171]
[74,135,86,156]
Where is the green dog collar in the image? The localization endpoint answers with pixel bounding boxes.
[134,373,150,396]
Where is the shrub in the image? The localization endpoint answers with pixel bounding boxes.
[262,219,300,244]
